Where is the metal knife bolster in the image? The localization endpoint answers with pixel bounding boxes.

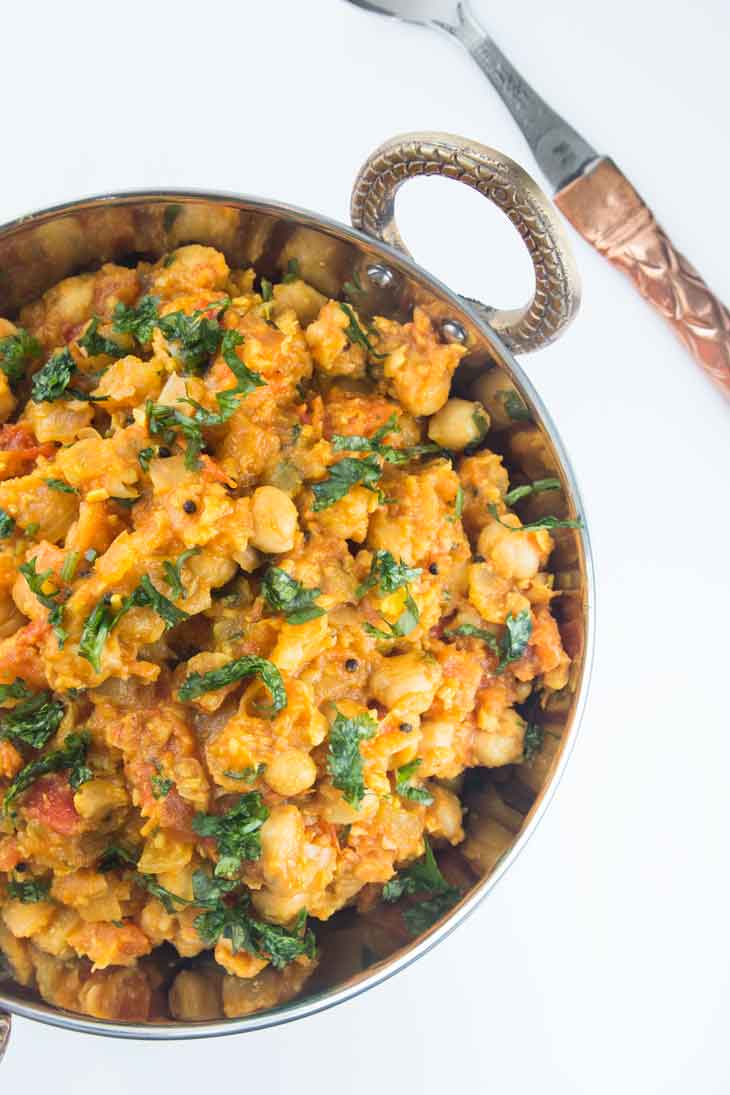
[449,3,598,190]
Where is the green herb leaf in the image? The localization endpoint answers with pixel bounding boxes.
[381,838,460,934]
[488,502,582,532]
[0,679,32,703]
[363,590,420,641]
[261,566,324,625]
[136,873,190,914]
[129,574,189,630]
[0,509,14,538]
[503,477,561,506]
[137,446,155,472]
[19,558,67,647]
[162,547,201,600]
[158,300,228,372]
[522,721,543,762]
[500,389,530,421]
[77,316,125,359]
[343,272,365,300]
[331,413,440,466]
[395,759,434,805]
[0,327,41,387]
[151,764,174,799]
[445,611,532,673]
[44,478,78,495]
[282,258,301,283]
[6,876,51,903]
[178,655,287,714]
[311,455,382,511]
[221,329,265,398]
[24,522,40,537]
[327,709,377,807]
[192,871,316,968]
[192,793,269,877]
[78,596,119,674]
[60,552,79,583]
[338,302,385,359]
[112,295,160,343]
[2,731,91,815]
[0,691,64,750]
[357,550,421,598]
[498,610,532,672]
[30,348,76,403]
[98,844,138,873]
[260,278,273,302]
[223,763,266,783]
[146,401,204,470]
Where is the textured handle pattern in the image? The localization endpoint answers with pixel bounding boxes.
[0,1010,9,1063]
[556,158,730,396]
[351,132,581,354]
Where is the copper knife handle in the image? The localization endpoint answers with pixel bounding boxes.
[555,157,730,396]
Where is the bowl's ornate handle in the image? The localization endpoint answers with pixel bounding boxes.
[0,1010,10,1063]
[351,131,581,354]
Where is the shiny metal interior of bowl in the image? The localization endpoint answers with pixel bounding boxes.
[0,192,594,1039]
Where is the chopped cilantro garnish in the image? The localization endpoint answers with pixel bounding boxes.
[223,763,265,783]
[394,759,434,805]
[282,258,301,283]
[311,455,383,511]
[261,566,324,625]
[503,477,561,506]
[162,547,201,600]
[0,327,41,387]
[339,302,384,359]
[260,279,273,302]
[0,509,15,538]
[382,838,460,934]
[192,793,269,877]
[327,709,377,807]
[445,609,532,673]
[500,389,530,421]
[192,870,316,968]
[30,348,76,403]
[98,844,138,873]
[0,679,32,704]
[0,690,64,750]
[151,765,174,799]
[522,721,544,762]
[6,876,51,903]
[487,502,582,532]
[79,577,189,673]
[44,478,77,495]
[137,446,155,472]
[112,295,160,343]
[2,731,91,815]
[158,299,228,372]
[357,550,421,598]
[19,558,67,647]
[178,655,286,714]
[77,316,125,359]
[331,413,440,466]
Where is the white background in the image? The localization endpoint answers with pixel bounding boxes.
[2,0,729,1090]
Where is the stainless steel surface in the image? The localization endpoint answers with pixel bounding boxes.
[0,188,594,1040]
[352,132,581,353]
[365,261,395,287]
[0,1010,9,1062]
[344,0,598,189]
[440,318,468,343]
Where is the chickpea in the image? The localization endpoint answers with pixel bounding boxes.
[478,523,543,582]
[250,486,298,554]
[369,652,443,717]
[265,749,317,796]
[260,805,305,888]
[469,369,528,431]
[474,709,525,766]
[427,398,489,451]
[425,785,464,845]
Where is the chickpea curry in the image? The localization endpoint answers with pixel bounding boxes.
[0,244,577,1023]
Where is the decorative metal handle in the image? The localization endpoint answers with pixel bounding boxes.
[0,1010,10,1063]
[555,158,730,397]
[351,131,581,354]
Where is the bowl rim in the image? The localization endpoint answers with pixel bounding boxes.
[0,187,596,1040]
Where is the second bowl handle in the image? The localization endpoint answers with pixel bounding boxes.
[351,131,581,355]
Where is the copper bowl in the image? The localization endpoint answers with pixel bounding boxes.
[0,132,594,1047]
